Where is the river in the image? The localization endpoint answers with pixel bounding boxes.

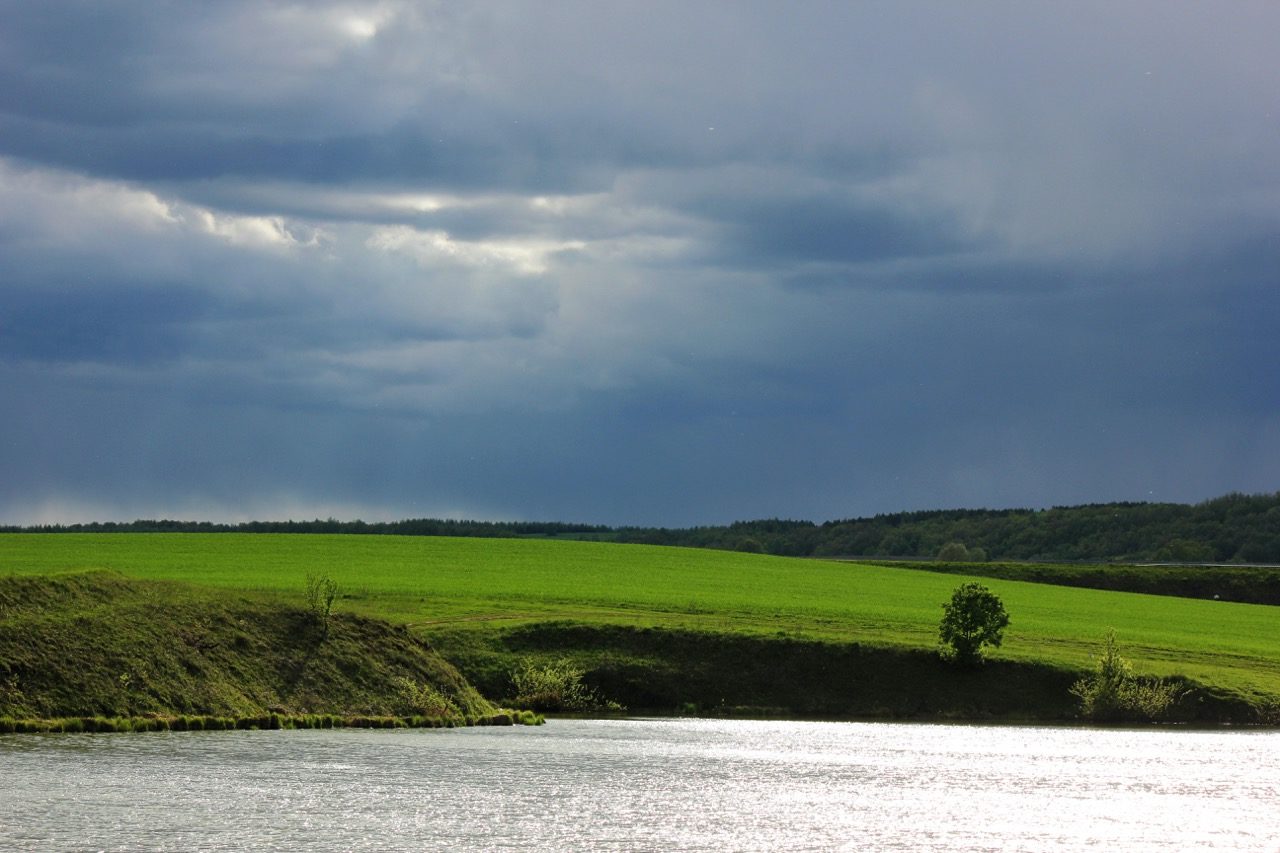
[2,718,1277,851]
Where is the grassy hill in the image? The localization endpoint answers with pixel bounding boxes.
[3,533,1278,722]
[0,569,511,727]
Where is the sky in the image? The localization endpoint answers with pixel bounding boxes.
[2,1,1278,527]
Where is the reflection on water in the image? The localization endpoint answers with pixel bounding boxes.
[2,719,1277,851]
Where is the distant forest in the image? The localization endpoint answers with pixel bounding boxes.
[8,492,1280,564]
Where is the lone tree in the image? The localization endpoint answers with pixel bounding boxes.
[939,582,1009,665]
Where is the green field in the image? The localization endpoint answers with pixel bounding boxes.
[3,533,1278,705]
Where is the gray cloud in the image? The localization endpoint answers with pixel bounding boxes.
[2,1,1278,525]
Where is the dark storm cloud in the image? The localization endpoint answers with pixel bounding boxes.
[1,1,1278,525]
[678,186,977,269]
[0,114,626,192]
[0,285,212,365]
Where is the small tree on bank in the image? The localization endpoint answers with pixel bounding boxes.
[939,582,1009,665]
[304,572,339,637]
[1070,630,1182,722]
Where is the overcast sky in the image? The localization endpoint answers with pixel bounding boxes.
[2,1,1277,526]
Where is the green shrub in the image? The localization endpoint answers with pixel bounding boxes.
[304,573,339,635]
[1071,631,1182,722]
[507,657,622,712]
[392,676,462,719]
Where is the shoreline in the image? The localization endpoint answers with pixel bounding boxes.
[0,709,543,735]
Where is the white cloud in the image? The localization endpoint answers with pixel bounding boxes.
[365,225,584,275]
[0,159,179,244]
[196,209,314,250]
[336,5,396,42]
[0,157,327,257]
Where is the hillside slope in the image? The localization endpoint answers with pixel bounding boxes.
[0,572,494,721]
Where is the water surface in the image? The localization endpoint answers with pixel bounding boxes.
[2,719,1277,851]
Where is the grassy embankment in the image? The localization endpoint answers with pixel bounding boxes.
[3,533,1278,723]
[0,569,539,731]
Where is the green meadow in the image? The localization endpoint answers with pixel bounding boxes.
[4,532,1278,707]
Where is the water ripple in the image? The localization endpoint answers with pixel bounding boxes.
[1,720,1277,851]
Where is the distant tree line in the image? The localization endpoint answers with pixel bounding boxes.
[613,493,1280,563]
[6,492,1280,564]
[1,517,611,538]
